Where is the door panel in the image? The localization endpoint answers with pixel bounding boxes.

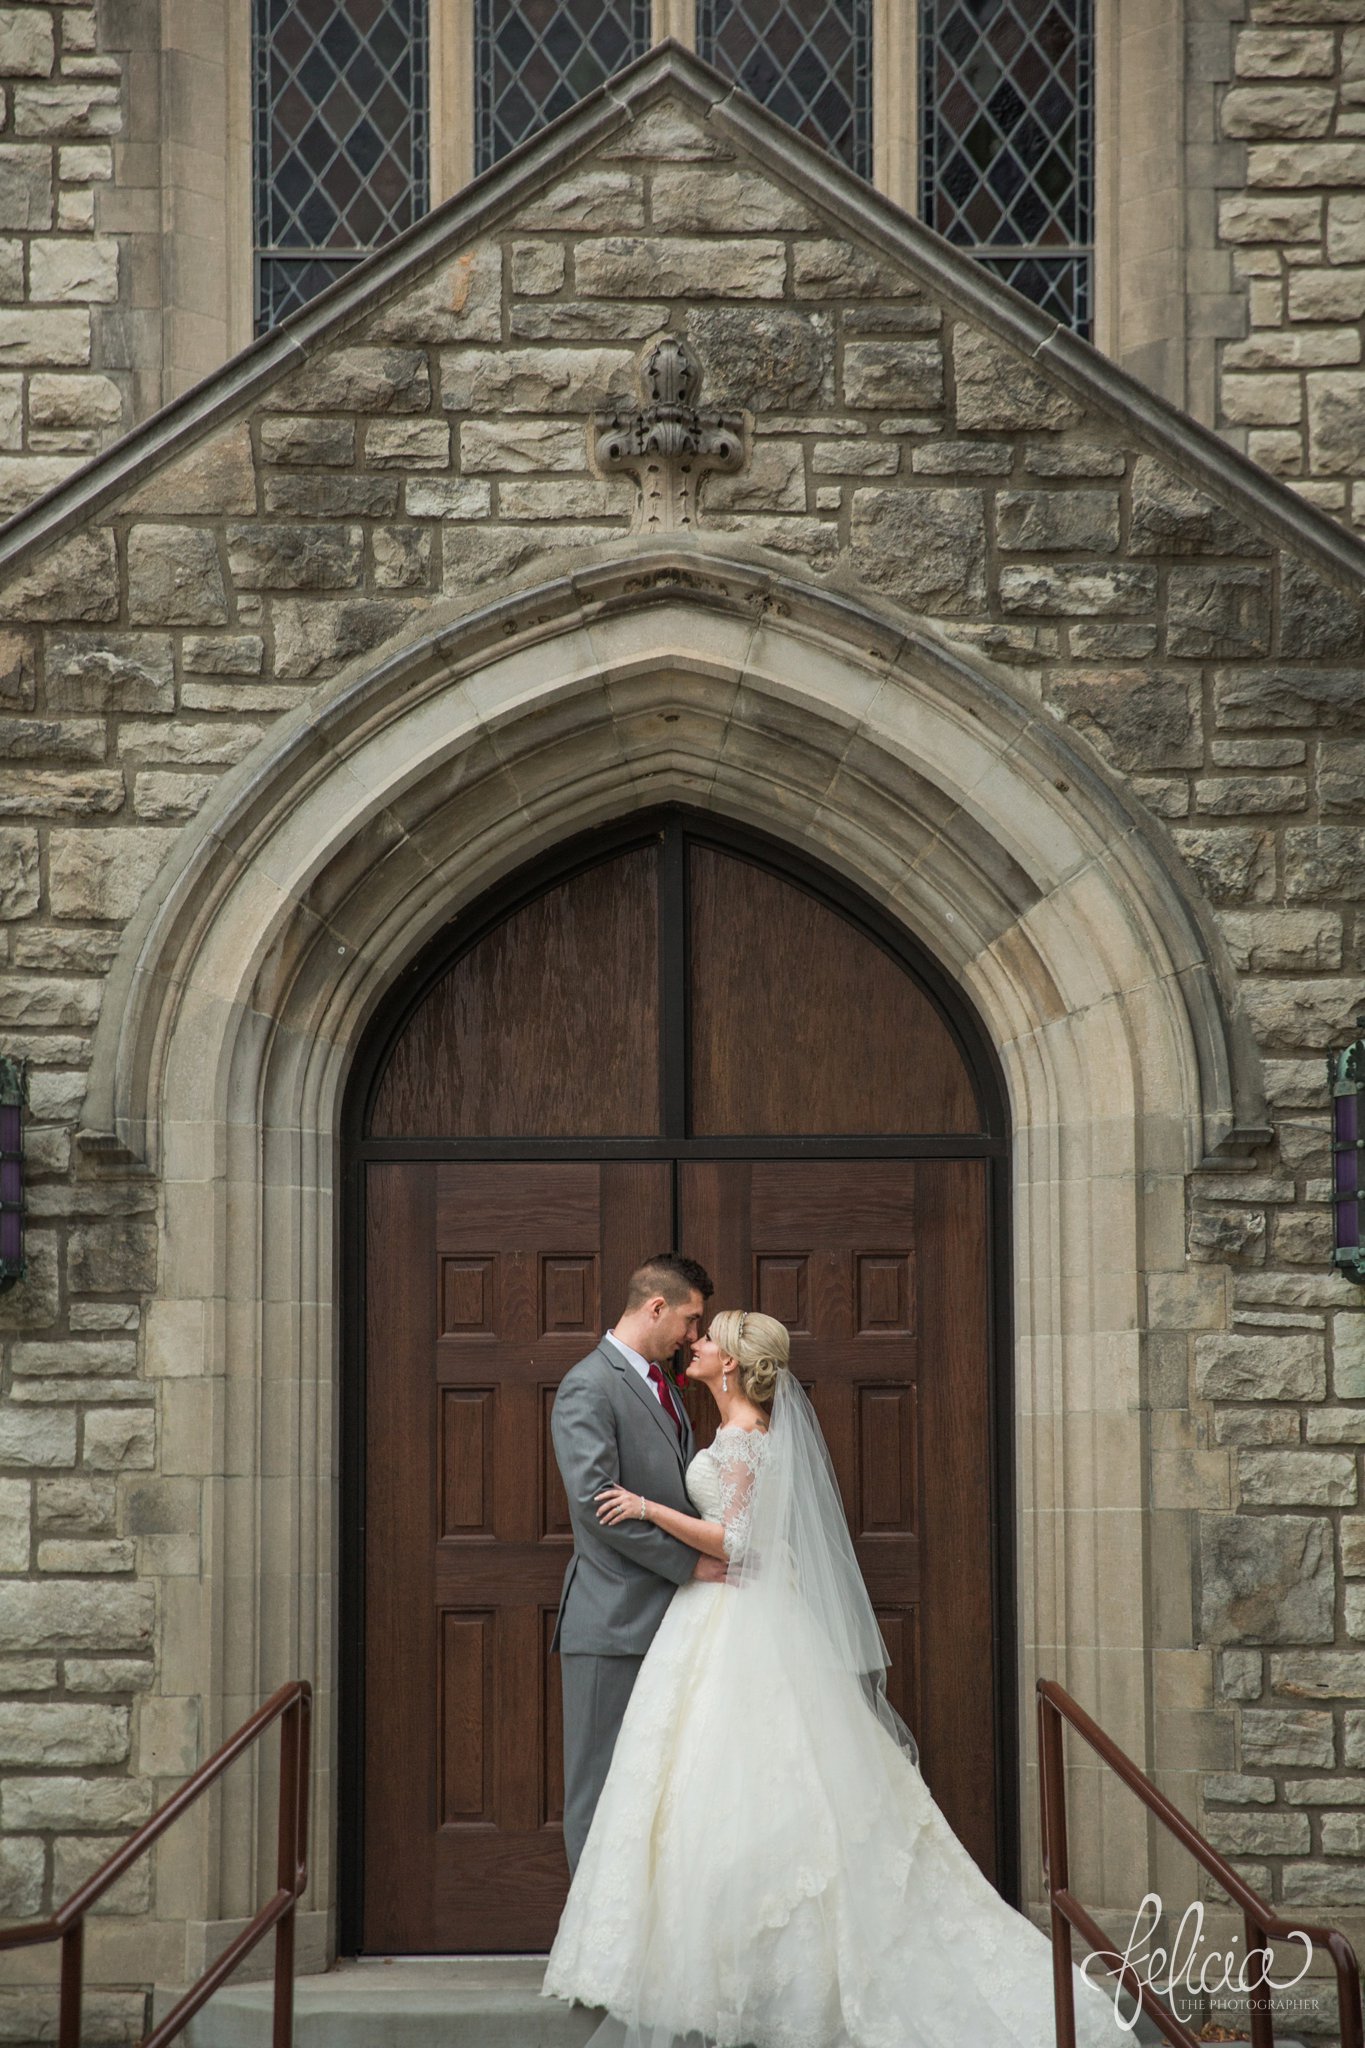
[363,1159,671,1952]
[679,1157,995,1874]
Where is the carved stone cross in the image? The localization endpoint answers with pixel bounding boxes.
[594,333,748,534]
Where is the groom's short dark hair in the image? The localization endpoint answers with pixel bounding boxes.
[625,1252,714,1309]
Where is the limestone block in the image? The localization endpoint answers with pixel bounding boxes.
[119,719,263,765]
[511,240,565,295]
[53,1832,149,1913]
[1249,138,1365,186]
[1162,561,1268,655]
[1189,1204,1267,1261]
[1199,1514,1334,1642]
[1241,977,1365,1053]
[1178,827,1277,909]
[122,421,256,517]
[1308,1408,1365,1444]
[225,521,362,592]
[1271,1206,1339,1263]
[686,306,833,411]
[133,771,215,821]
[1194,1329,1325,1399]
[1213,736,1306,766]
[12,82,119,138]
[1218,193,1321,242]
[261,471,397,518]
[1220,373,1302,426]
[1215,667,1365,729]
[498,477,623,519]
[517,171,645,231]
[263,345,431,414]
[785,240,919,299]
[813,439,899,475]
[0,528,115,621]
[997,490,1120,552]
[1236,30,1337,75]
[28,371,123,454]
[1193,773,1307,812]
[1217,909,1343,971]
[0,142,48,235]
[1217,1650,1265,1701]
[49,827,176,922]
[910,442,1008,475]
[0,1479,27,1572]
[82,1408,155,1470]
[1288,269,1365,324]
[28,233,117,302]
[1284,826,1365,899]
[1240,1707,1334,1768]
[0,1838,41,1918]
[998,562,1156,615]
[703,440,804,513]
[843,340,944,410]
[271,598,412,680]
[0,9,53,76]
[367,241,502,343]
[0,1406,75,1465]
[126,525,227,626]
[1221,86,1334,137]
[1323,1812,1365,1853]
[1328,194,1365,262]
[511,300,670,344]
[38,1537,135,1572]
[46,631,173,712]
[66,1218,157,1293]
[1,1775,151,1831]
[1024,442,1125,477]
[653,164,812,231]
[0,825,36,918]
[259,415,355,466]
[0,451,80,510]
[1334,1311,1365,1396]
[1281,558,1365,657]
[404,478,491,519]
[1308,371,1365,473]
[363,417,450,468]
[603,103,731,161]
[1044,669,1200,770]
[0,627,29,707]
[372,525,431,589]
[0,975,100,1026]
[57,186,93,231]
[574,235,785,298]
[952,327,1082,432]
[460,418,585,473]
[849,486,986,611]
[11,1339,136,1378]
[440,344,634,412]
[0,1579,150,1651]
[1271,1650,1365,1697]
[35,1476,115,1534]
[1239,1449,1357,1506]
[181,633,264,677]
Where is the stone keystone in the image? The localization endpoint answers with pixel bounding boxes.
[593,332,748,534]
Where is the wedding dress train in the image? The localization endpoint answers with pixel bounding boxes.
[544,1419,1134,2048]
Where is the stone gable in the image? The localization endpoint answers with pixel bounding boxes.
[0,51,1363,2032]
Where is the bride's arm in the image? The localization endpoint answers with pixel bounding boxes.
[596,1486,727,1558]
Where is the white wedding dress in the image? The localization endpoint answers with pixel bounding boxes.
[543,1423,1134,2048]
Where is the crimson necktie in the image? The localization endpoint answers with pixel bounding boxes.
[647,1361,683,1435]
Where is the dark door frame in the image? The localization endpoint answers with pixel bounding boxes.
[337,805,1016,1954]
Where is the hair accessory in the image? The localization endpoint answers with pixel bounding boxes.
[738,1312,749,1340]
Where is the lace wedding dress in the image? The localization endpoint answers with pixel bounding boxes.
[543,1422,1133,2048]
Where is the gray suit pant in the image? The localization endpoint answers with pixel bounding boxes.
[560,1651,644,1874]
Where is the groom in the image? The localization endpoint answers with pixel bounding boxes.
[550,1250,725,1872]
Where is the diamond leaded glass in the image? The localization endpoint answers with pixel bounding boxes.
[475,1,652,173]
[698,0,872,179]
[253,0,429,334]
[920,0,1093,336]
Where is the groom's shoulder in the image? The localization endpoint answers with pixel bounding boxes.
[560,1338,615,1386]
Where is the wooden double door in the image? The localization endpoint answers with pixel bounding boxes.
[347,813,1007,1955]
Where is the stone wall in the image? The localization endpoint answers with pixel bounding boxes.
[0,60,1362,2042]
[1216,0,1365,521]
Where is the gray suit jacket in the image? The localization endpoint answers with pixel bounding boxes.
[550,1338,700,1656]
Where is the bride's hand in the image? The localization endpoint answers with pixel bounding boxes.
[596,1484,648,1526]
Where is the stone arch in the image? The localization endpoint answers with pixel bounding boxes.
[92,547,1258,1957]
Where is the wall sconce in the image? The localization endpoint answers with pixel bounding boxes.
[1329,1016,1365,1286]
[0,1056,25,1294]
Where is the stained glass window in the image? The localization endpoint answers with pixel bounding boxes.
[919,0,1094,336]
[698,0,872,179]
[475,1,652,172]
[253,0,429,333]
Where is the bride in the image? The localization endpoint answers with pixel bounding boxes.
[541,1308,1135,2048]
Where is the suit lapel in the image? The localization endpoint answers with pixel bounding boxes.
[603,1339,688,1471]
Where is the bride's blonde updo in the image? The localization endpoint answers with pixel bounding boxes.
[708,1309,790,1406]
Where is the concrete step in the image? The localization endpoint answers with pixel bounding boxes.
[160,1958,600,2048]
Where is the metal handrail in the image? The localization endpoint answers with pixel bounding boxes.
[0,1678,311,2048]
[1038,1678,1363,2048]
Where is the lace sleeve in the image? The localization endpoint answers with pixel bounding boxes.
[712,1428,767,1560]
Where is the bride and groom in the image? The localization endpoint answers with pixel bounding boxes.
[545,1252,1131,2048]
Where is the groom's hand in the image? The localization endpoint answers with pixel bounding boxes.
[693,1555,728,1584]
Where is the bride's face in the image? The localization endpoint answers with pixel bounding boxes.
[684,1333,730,1391]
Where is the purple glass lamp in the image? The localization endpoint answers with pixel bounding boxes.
[0,1056,24,1293]
[1330,1016,1365,1285]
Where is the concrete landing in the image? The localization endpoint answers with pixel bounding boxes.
[162,1957,600,2048]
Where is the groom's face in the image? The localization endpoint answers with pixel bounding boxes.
[648,1289,706,1364]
